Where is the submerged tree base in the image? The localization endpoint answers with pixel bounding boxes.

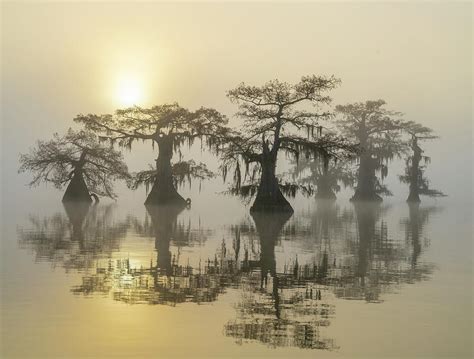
[406,193,421,203]
[62,174,93,203]
[350,190,383,202]
[145,203,186,225]
[144,181,187,206]
[250,195,294,213]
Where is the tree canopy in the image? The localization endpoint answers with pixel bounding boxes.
[74,103,229,205]
[19,129,129,199]
[290,155,356,200]
[74,103,228,151]
[399,121,445,201]
[335,100,404,200]
[222,75,358,211]
[127,159,214,194]
[18,86,445,207]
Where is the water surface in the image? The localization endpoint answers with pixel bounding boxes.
[1,195,471,358]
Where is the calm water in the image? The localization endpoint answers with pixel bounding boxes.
[1,194,472,358]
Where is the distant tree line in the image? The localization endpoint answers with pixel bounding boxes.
[19,75,445,211]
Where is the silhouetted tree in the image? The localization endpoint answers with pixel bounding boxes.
[19,129,129,202]
[127,160,214,199]
[291,156,355,200]
[223,75,357,212]
[75,104,228,205]
[335,100,404,202]
[399,121,445,202]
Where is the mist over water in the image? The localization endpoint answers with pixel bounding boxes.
[1,2,472,358]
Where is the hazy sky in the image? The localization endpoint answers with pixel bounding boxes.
[1,2,472,204]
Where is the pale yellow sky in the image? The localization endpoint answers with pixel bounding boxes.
[1,2,472,203]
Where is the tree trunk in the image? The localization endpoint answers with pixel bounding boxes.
[351,153,382,202]
[145,135,186,206]
[315,165,336,200]
[251,154,293,212]
[407,139,422,203]
[62,171,92,203]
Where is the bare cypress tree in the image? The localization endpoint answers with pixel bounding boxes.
[222,75,357,213]
[19,129,129,202]
[399,121,445,202]
[75,104,228,206]
[335,100,404,202]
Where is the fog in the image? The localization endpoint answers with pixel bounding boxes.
[1,3,473,358]
[1,2,472,206]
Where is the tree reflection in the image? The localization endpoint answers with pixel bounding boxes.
[401,203,440,281]
[225,211,337,349]
[287,202,437,303]
[337,202,397,302]
[18,201,438,351]
[224,202,437,349]
[18,203,129,271]
[71,204,235,305]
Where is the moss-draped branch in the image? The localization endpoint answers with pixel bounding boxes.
[74,103,229,154]
[128,160,215,194]
[398,120,445,198]
[221,75,358,198]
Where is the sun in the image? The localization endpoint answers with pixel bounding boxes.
[115,75,143,107]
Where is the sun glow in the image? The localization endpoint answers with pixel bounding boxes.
[115,74,144,107]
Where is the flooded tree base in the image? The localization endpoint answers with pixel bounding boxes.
[249,170,294,213]
[144,181,186,206]
[406,193,421,203]
[350,190,383,202]
[62,174,93,203]
[250,195,294,213]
